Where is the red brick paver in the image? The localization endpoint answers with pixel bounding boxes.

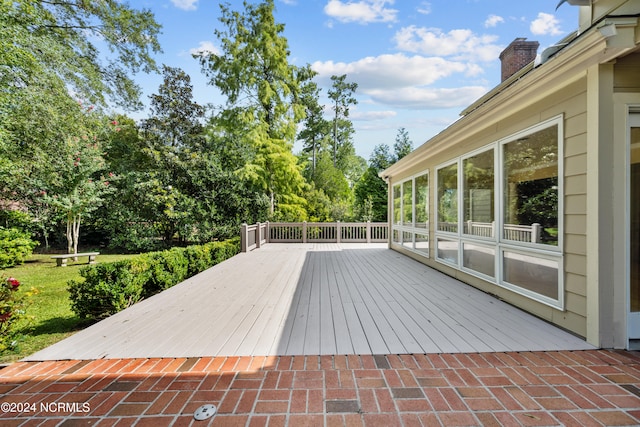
[0,350,639,426]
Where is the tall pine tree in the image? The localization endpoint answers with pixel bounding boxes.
[197,0,313,218]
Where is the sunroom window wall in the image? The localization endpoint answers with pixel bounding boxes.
[429,116,563,309]
[391,172,429,256]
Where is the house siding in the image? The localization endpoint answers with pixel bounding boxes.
[561,85,589,337]
[614,52,640,91]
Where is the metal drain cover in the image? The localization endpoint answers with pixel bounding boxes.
[194,404,217,421]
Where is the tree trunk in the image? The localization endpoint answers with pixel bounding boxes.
[66,213,73,255]
[312,138,316,175]
[39,222,49,250]
[333,119,337,167]
[73,214,80,259]
[66,212,81,260]
[269,190,275,216]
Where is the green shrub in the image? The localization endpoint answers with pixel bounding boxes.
[68,239,240,320]
[142,247,189,297]
[68,261,145,319]
[0,210,33,231]
[184,244,211,277]
[0,276,37,353]
[211,238,240,264]
[0,227,37,269]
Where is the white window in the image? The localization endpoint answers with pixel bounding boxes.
[391,172,430,257]
[437,162,458,234]
[502,124,559,247]
[429,116,564,309]
[463,148,495,239]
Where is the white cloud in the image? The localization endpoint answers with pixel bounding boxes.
[530,12,563,36]
[324,0,398,24]
[189,41,219,57]
[171,0,198,11]
[393,26,503,62]
[365,86,488,109]
[351,110,397,121]
[312,53,488,110]
[484,14,504,28]
[312,54,474,89]
[417,2,431,15]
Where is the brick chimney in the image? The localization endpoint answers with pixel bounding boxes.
[499,38,539,82]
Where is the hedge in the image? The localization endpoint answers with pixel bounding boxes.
[68,238,240,319]
[0,227,37,269]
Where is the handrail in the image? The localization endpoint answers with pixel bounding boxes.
[240,222,269,252]
[241,221,389,252]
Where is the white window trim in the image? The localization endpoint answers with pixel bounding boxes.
[392,171,430,257]
[431,115,565,309]
[460,240,496,282]
[461,145,498,243]
[499,246,565,309]
[498,115,564,253]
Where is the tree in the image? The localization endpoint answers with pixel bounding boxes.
[143,65,206,148]
[298,80,330,176]
[311,152,351,202]
[140,65,207,242]
[197,0,311,218]
[42,109,116,255]
[47,134,114,256]
[0,78,80,248]
[369,144,394,171]
[353,144,394,222]
[1,0,162,249]
[98,115,158,251]
[0,0,162,110]
[354,168,388,222]
[327,74,358,168]
[394,127,413,161]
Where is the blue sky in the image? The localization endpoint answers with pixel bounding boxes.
[124,0,579,160]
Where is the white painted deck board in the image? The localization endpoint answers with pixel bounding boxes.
[25,244,595,361]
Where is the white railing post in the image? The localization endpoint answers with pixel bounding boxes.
[531,223,541,243]
[302,221,307,243]
[241,223,248,252]
[255,222,261,249]
[336,221,341,243]
[366,221,371,243]
[265,221,270,244]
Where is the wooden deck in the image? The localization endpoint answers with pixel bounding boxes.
[25,244,594,361]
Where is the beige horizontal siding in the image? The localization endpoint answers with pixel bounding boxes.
[565,255,587,280]
[614,52,640,92]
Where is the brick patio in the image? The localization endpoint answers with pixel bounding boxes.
[1,350,640,426]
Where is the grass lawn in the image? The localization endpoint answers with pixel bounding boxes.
[0,253,137,363]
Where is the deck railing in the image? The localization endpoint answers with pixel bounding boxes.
[241,221,389,252]
[438,221,540,243]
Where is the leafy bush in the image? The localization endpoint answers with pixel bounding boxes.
[184,244,211,277]
[142,247,190,297]
[0,227,37,269]
[0,210,33,232]
[68,261,146,320]
[68,239,240,319]
[0,277,37,353]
